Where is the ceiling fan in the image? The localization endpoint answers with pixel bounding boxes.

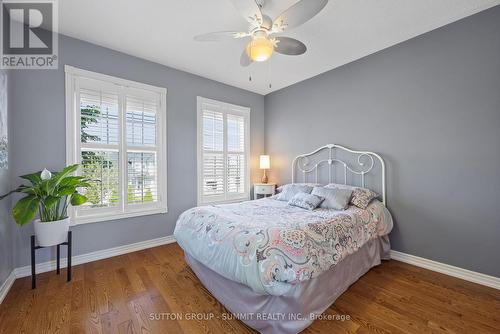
[194,0,329,66]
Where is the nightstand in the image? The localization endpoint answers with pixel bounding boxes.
[254,183,276,199]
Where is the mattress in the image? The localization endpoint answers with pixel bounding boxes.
[174,197,393,296]
[185,235,391,334]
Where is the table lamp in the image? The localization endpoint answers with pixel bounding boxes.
[259,155,270,183]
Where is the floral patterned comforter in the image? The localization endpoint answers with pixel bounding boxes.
[174,198,393,296]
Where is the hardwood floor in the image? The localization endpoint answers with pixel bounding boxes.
[1,243,499,334]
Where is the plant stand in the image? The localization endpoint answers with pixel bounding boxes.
[31,231,72,289]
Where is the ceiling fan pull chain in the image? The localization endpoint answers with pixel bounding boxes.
[268,59,272,89]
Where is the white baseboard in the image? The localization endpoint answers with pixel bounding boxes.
[0,235,176,304]
[390,250,500,290]
[2,239,498,305]
[14,235,176,278]
[0,270,16,304]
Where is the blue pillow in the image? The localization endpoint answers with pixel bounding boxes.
[288,193,324,210]
[311,186,353,210]
[276,184,313,201]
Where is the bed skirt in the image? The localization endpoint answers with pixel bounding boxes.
[184,235,391,334]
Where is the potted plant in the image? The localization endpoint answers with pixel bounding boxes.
[0,164,90,246]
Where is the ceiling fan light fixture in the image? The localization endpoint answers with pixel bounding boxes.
[195,0,329,68]
[246,37,273,62]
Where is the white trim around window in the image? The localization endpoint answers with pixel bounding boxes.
[65,65,167,225]
[197,96,250,205]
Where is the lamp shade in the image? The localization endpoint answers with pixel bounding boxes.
[246,38,274,62]
[260,155,270,169]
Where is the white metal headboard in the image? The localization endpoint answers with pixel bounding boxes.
[292,144,386,205]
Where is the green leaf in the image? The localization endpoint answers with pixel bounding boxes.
[12,195,40,226]
[58,176,85,187]
[0,185,31,200]
[19,187,36,195]
[70,193,87,206]
[39,179,51,196]
[19,172,42,185]
[44,196,60,208]
[58,186,77,196]
[51,164,79,185]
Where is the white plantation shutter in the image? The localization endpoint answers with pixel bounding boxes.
[203,110,224,151]
[65,66,167,224]
[127,152,158,204]
[126,95,157,147]
[78,84,121,210]
[202,108,224,198]
[198,97,250,204]
[80,89,120,145]
[203,153,224,196]
[227,154,245,193]
[125,92,160,205]
[80,150,120,208]
[227,114,246,195]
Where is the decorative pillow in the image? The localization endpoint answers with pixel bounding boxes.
[311,186,353,210]
[276,183,321,194]
[350,188,379,209]
[288,193,324,210]
[276,184,314,201]
[325,183,357,191]
[325,183,378,209]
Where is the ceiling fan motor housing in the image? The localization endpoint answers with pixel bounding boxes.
[250,14,273,32]
[252,29,268,40]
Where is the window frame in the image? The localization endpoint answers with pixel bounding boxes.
[197,96,251,205]
[65,65,167,225]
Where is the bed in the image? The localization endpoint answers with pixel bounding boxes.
[174,144,393,334]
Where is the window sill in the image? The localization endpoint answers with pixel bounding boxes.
[197,197,250,206]
[71,207,168,226]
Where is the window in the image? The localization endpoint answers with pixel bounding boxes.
[65,66,167,224]
[197,97,250,205]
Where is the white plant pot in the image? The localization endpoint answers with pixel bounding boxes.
[33,217,70,247]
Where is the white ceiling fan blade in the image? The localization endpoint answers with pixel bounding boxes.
[194,31,249,42]
[240,47,252,67]
[272,0,328,33]
[274,37,307,55]
[229,0,263,25]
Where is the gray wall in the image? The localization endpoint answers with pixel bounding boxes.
[9,34,265,267]
[6,6,499,278]
[265,6,500,277]
[0,70,13,288]
[0,168,12,288]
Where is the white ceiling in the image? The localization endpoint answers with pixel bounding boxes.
[59,0,500,95]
